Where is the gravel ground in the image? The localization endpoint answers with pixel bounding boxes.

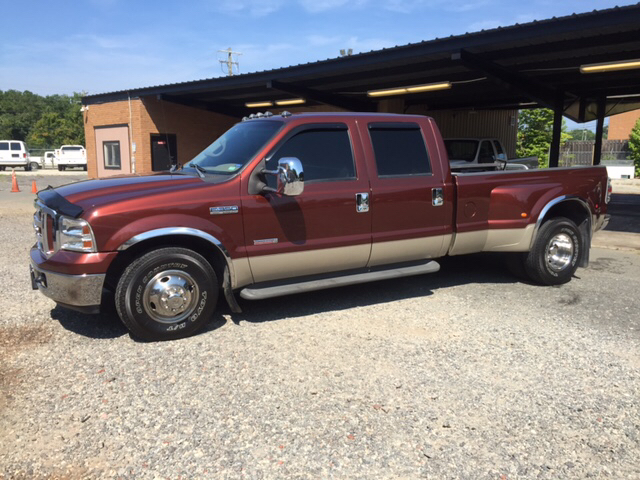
[0,175,639,479]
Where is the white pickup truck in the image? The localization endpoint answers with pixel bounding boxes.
[55,145,87,171]
[445,138,538,171]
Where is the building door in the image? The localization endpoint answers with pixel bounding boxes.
[151,134,177,171]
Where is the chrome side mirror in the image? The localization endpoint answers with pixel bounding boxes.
[263,157,304,196]
[277,157,304,196]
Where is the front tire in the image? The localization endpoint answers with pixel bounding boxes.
[524,217,581,285]
[115,247,219,341]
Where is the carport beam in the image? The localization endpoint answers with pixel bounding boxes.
[593,97,606,166]
[549,92,564,168]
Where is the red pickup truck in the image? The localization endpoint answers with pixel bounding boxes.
[30,112,610,340]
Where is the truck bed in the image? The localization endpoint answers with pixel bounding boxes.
[449,166,608,256]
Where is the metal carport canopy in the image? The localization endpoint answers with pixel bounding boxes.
[84,4,640,165]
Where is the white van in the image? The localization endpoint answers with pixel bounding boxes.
[55,145,87,171]
[0,140,32,171]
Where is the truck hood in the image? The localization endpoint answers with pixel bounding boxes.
[45,173,212,214]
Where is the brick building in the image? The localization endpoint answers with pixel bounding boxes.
[608,109,640,141]
[84,97,236,179]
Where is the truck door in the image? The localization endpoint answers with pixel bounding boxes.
[358,120,450,267]
[240,122,372,283]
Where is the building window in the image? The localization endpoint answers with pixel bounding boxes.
[103,141,121,169]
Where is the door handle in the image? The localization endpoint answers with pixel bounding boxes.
[356,192,369,213]
[432,188,444,206]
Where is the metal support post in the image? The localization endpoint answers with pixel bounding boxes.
[593,97,606,166]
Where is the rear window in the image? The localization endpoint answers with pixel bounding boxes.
[62,146,83,152]
[10,142,22,151]
[444,140,478,162]
[369,123,431,177]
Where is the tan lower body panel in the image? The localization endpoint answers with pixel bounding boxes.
[248,244,371,283]
[231,257,254,289]
[368,235,450,267]
[449,224,535,256]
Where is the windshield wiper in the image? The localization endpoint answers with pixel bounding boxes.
[193,164,207,178]
[169,163,182,173]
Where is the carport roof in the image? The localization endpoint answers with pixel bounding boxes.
[84,3,640,122]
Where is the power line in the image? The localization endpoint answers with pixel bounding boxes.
[218,47,242,76]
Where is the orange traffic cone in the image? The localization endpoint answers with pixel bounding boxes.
[31,180,38,194]
[10,169,20,193]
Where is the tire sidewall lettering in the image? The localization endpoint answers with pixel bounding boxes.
[129,258,211,333]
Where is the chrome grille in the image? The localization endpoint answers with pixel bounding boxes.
[33,201,58,257]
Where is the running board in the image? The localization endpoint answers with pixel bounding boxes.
[239,260,440,301]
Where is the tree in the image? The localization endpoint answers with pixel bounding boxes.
[517,108,569,168]
[629,118,640,177]
[567,128,595,141]
[0,90,85,148]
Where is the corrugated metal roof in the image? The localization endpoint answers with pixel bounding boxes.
[85,3,639,100]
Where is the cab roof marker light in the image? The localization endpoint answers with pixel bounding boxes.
[580,59,640,74]
[367,81,451,97]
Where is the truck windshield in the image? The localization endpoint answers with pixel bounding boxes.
[184,121,283,175]
[444,140,479,162]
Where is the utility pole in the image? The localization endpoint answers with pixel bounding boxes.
[218,48,242,76]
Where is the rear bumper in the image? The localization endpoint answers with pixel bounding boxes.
[30,261,105,312]
[594,214,610,233]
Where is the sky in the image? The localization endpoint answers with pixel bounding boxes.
[1,0,630,128]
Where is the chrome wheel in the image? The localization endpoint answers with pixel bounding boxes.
[545,233,574,272]
[142,269,200,324]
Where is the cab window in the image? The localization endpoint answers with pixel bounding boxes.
[266,125,355,186]
[368,123,431,177]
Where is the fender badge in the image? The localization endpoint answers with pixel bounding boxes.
[253,238,278,245]
[210,206,239,215]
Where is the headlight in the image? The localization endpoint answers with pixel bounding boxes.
[59,216,97,253]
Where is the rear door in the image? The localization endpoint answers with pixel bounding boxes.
[358,119,450,266]
[241,121,372,283]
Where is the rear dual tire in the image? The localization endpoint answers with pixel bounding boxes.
[518,217,581,286]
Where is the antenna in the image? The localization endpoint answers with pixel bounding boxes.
[218,47,242,76]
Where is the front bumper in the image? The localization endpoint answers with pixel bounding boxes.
[30,261,105,313]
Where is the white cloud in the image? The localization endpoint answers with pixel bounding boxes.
[448,1,490,12]
[467,19,501,31]
[205,0,284,17]
[306,34,343,47]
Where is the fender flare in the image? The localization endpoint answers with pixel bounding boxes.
[117,227,238,290]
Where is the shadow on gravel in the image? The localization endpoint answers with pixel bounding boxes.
[221,252,522,327]
[51,306,128,339]
[49,253,523,339]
